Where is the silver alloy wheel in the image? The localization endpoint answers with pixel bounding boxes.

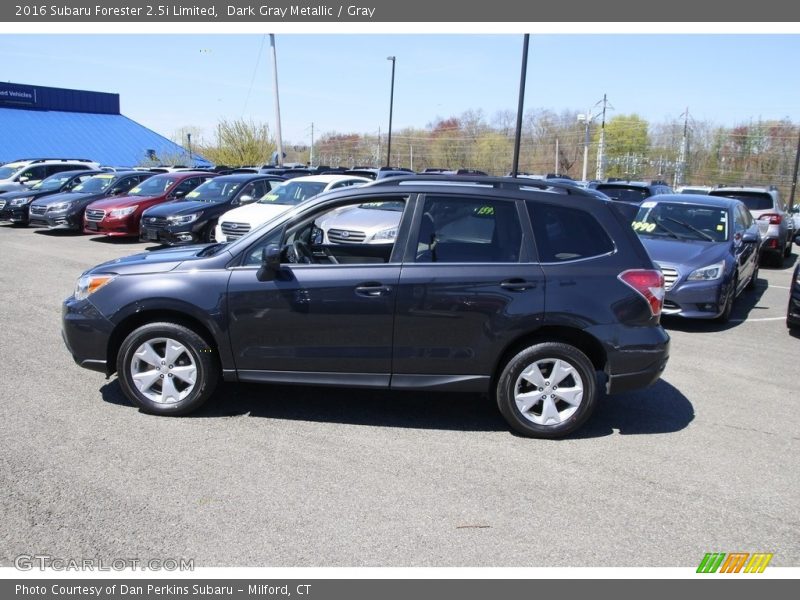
[130,337,198,404]
[513,358,584,426]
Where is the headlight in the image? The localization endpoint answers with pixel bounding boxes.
[687,261,725,281]
[9,196,33,206]
[109,206,137,218]
[167,212,201,225]
[372,227,398,241]
[74,274,116,301]
[48,201,72,211]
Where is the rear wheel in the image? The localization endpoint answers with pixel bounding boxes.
[495,342,597,439]
[116,322,219,416]
[204,221,217,243]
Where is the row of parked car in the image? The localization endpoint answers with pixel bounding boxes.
[2,159,798,331]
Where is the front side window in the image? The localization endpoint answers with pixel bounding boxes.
[414,196,522,263]
[528,202,615,261]
[242,197,409,266]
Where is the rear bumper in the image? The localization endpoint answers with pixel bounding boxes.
[590,324,671,395]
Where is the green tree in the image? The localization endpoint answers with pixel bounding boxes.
[198,119,275,167]
[599,114,650,178]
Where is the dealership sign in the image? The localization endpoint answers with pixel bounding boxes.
[0,83,37,106]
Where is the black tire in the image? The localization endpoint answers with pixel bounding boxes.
[203,221,217,243]
[746,261,759,291]
[715,277,737,323]
[495,342,597,439]
[116,322,219,416]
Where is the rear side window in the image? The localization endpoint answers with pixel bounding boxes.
[527,203,615,262]
[596,185,651,203]
[415,196,522,263]
[710,191,774,211]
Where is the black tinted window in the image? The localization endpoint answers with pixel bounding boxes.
[415,196,522,263]
[710,191,774,211]
[527,203,614,262]
[596,185,651,203]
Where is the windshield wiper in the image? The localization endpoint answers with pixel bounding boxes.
[651,220,681,239]
[663,216,714,241]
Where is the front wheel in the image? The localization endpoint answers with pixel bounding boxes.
[715,277,737,323]
[746,262,759,291]
[495,342,597,439]
[116,322,219,416]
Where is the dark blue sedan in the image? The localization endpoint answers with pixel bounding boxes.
[633,194,761,322]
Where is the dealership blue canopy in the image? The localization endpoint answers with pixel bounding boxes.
[0,82,210,168]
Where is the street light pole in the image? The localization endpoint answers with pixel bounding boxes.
[386,56,396,167]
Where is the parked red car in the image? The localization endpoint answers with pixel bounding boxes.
[83,171,216,237]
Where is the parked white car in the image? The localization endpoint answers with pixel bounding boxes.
[215,174,369,242]
[0,158,100,193]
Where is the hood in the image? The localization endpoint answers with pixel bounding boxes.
[88,193,160,210]
[319,206,402,232]
[640,236,730,269]
[220,202,292,225]
[31,191,95,207]
[88,245,212,276]
[1,188,49,201]
[0,182,25,193]
[143,200,211,217]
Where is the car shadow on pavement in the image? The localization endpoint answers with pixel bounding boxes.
[99,376,693,438]
[87,235,144,244]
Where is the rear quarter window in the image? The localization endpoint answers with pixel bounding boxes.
[527,202,615,262]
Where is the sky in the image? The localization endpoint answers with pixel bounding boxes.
[3,34,800,147]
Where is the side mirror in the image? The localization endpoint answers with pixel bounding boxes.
[110,187,124,196]
[19,176,30,183]
[256,244,282,281]
[173,190,187,199]
[239,194,254,204]
[741,231,759,244]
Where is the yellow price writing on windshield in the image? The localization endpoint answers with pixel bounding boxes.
[632,221,656,233]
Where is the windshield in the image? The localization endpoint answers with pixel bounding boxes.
[596,185,651,203]
[128,175,176,197]
[633,201,729,242]
[184,179,240,203]
[31,173,76,191]
[0,164,24,179]
[710,191,773,211]
[258,181,326,206]
[72,174,116,193]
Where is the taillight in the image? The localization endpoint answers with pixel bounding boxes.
[759,213,782,225]
[618,269,665,317]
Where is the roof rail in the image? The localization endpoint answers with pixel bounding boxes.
[14,158,95,163]
[366,174,593,196]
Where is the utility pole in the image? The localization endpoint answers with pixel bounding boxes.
[595,94,611,181]
[269,34,284,167]
[511,34,530,178]
[186,132,192,166]
[555,137,559,174]
[309,122,314,167]
[410,145,413,171]
[377,126,381,166]
[674,107,689,187]
[790,125,800,210]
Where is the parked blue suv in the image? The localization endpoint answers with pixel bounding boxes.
[62,176,670,439]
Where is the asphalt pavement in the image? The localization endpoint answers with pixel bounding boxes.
[0,224,797,567]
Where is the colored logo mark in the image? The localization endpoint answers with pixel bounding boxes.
[697,552,773,573]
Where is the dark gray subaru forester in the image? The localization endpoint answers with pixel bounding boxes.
[62,176,670,439]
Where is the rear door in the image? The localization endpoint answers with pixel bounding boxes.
[391,193,544,388]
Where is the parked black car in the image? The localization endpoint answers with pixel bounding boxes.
[787,260,800,330]
[595,180,673,220]
[62,175,670,439]
[28,171,154,230]
[0,169,101,225]
[139,174,286,245]
[633,194,761,322]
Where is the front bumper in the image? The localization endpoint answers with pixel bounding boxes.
[62,297,115,373]
[84,217,138,237]
[28,211,81,230]
[661,278,729,319]
[0,202,30,223]
[140,222,204,245]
